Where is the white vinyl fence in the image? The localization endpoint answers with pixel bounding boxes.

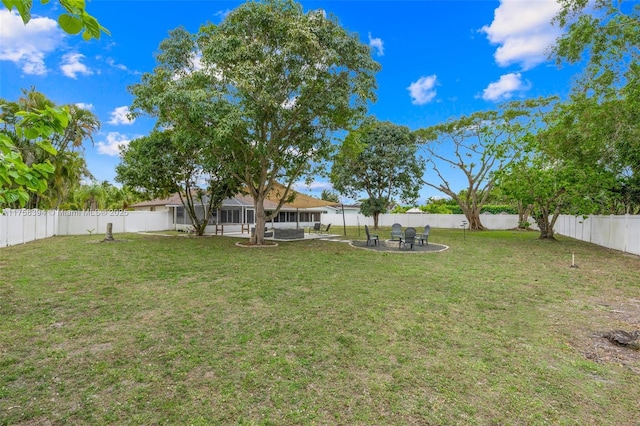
[2,210,639,256]
[553,214,640,256]
[0,209,172,248]
[321,213,640,256]
[321,213,523,231]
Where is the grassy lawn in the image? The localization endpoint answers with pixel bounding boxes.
[1,228,639,425]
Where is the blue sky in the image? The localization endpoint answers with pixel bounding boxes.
[0,0,580,203]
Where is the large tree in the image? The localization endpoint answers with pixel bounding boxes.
[552,0,640,213]
[330,118,423,228]
[129,0,379,244]
[497,127,617,240]
[414,99,553,230]
[116,130,239,236]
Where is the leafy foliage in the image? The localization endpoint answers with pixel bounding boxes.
[320,189,340,203]
[2,0,110,40]
[552,0,640,213]
[331,118,423,228]
[116,131,239,236]
[1,90,98,209]
[496,106,619,239]
[415,98,555,230]
[0,105,66,208]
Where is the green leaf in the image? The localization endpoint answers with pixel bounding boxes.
[81,13,102,39]
[32,161,56,175]
[5,0,32,24]
[36,140,57,155]
[58,13,83,35]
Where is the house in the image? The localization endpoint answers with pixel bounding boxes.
[325,203,361,215]
[406,207,423,214]
[129,185,336,234]
[127,193,183,212]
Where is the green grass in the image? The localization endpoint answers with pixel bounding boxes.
[1,228,639,425]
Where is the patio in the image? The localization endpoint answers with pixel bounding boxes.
[350,239,448,253]
[222,228,335,242]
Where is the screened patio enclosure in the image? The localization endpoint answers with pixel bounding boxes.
[172,193,325,233]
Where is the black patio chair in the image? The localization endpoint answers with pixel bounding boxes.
[364,225,379,246]
[417,225,430,245]
[401,227,416,250]
[320,223,331,234]
[309,222,321,234]
[390,223,402,240]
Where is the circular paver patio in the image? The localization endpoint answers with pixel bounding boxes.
[349,239,448,253]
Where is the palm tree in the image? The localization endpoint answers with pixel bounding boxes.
[74,183,107,210]
[44,152,93,209]
[56,104,100,152]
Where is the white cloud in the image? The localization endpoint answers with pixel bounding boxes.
[96,132,133,156]
[106,57,128,71]
[60,53,93,79]
[407,75,438,105]
[482,72,531,101]
[0,10,64,75]
[282,96,297,109]
[190,52,204,72]
[481,0,562,70]
[368,32,384,56]
[108,106,135,125]
[75,103,94,111]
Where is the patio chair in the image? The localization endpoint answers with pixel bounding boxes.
[401,227,416,250]
[309,222,321,234]
[364,225,379,246]
[320,223,331,234]
[390,223,403,240]
[417,225,430,245]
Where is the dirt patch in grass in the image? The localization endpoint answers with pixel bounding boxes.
[569,297,640,373]
[235,241,279,248]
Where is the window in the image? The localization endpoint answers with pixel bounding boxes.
[220,208,241,223]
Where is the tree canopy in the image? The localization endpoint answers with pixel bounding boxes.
[551,0,640,214]
[331,117,423,228]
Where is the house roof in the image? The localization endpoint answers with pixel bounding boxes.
[264,183,338,209]
[130,193,184,207]
[130,186,332,211]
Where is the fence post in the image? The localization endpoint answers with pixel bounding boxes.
[624,214,629,253]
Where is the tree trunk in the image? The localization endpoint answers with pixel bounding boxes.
[373,212,380,229]
[517,201,532,229]
[462,205,486,230]
[252,197,268,245]
[534,208,555,240]
[103,222,115,241]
